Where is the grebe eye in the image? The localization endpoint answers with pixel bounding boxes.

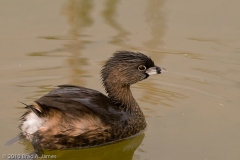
[138,65,146,71]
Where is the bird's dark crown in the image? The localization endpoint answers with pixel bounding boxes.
[103,51,154,68]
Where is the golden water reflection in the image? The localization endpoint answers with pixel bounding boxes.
[43,134,144,160]
[16,133,144,160]
[102,0,130,46]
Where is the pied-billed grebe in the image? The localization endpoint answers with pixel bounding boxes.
[20,51,166,154]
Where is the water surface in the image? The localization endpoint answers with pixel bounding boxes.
[1,0,240,160]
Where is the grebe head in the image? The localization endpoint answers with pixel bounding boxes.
[101,51,165,88]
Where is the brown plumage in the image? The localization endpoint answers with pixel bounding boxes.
[20,51,166,154]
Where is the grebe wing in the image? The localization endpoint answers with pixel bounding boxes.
[35,85,128,122]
